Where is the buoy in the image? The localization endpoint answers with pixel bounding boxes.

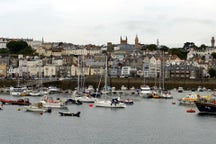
[172,102,176,105]
[40,112,43,115]
[186,109,196,113]
[88,103,93,108]
[17,108,21,111]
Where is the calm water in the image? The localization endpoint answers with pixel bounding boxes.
[0,91,216,144]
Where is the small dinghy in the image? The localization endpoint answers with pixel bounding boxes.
[59,111,80,117]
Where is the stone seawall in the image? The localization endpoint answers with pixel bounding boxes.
[1,78,216,91]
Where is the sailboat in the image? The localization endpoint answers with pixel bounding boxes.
[95,55,126,108]
[72,55,97,103]
[157,41,173,99]
[29,56,48,96]
[139,62,152,98]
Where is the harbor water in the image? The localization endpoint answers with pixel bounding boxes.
[0,90,216,144]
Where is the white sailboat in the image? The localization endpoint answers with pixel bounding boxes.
[139,62,152,98]
[95,55,126,108]
[158,43,173,99]
[72,55,97,103]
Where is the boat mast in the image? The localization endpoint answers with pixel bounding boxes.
[77,55,80,92]
[157,39,161,89]
[105,55,108,98]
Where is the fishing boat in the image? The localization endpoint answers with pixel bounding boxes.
[0,98,31,106]
[195,97,216,113]
[59,111,80,117]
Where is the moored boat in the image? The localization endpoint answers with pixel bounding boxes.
[24,102,51,113]
[0,98,31,106]
[195,97,216,113]
[95,98,126,108]
[139,85,152,98]
[59,111,80,117]
[177,87,184,93]
[178,92,210,105]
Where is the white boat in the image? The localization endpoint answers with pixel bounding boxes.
[177,87,184,93]
[40,96,67,109]
[95,98,126,108]
[47,86,61,94]
[10,86,28,96]
[73,94,97,103]
[95,56,126,108]
[139,85,152,98]
[40,101,67,109]
[159,90,173,99]
[178,92,210,105]
[24,102,50,112]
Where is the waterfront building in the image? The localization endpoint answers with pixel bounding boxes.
[165,64,200,79]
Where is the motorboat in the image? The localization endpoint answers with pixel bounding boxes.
[177,87,184,93]
[72,90,97,103]
[9,86,29,96]
[73,94,97,103]
[119,98,134,105]
[194,96,216,113]
[59,111,80,117]
[0,98,31,106]
[139,85,152,98]
[47,86,61,94]
[24,102,51,113]
[95,98,126,108]
[40,100,67,109]
[159,90,173,99]
[178,92,210,105]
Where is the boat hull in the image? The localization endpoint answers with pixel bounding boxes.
[195,101,216,113]
[59,111,80,117]
[95,100,126,108]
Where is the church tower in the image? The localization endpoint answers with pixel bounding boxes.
[135,35,141,49]
[211,37,215,48]
[120,36,127,44]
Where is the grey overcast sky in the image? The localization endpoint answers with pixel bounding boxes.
[1,0,216,47]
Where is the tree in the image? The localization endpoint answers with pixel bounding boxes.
[208,68,216,78]
[169,48,188,60]
[183,42,197,51]
[6,40,34,55]
[211,52,216,59]
[141,44,157,51]
[160,45,169,51]
[199,44,207,50]
[0,48,9,54]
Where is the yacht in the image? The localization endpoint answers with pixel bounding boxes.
[139,85,152,98]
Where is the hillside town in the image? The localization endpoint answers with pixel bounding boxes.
[0,35,215,81]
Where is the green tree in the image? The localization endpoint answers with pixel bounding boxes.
[169,48,188,60]
[6,40,33,55]
[160,45,169,51]
[0,48,9,54]
[208,68,216,78]
[141,44,157,51]
[211,52,216,59]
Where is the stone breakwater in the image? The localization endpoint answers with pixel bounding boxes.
[0,78,215,91]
